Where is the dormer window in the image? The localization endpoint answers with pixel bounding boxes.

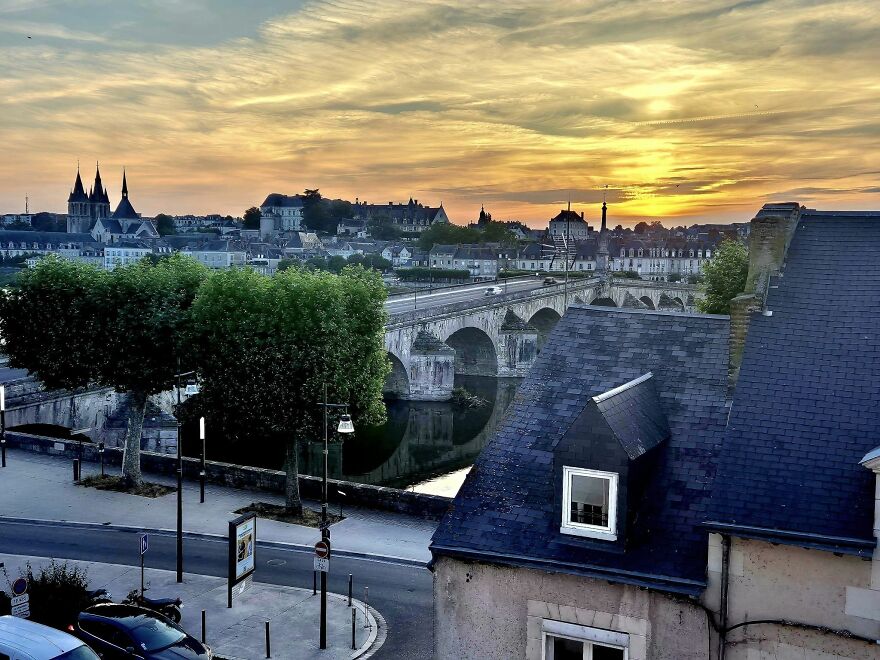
[561,466,618,541]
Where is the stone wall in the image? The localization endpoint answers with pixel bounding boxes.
[6,431,451,520]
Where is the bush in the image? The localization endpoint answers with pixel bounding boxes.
[2,561,92,630]
[615,270,642,279]
[667,273,682,282]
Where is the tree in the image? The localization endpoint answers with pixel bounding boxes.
[697,240,748,314]
[189,266,388,513]
[368,221,404,241]
[0,255,208,487]
[634,221,649,234]
[243,207,261,230]
[303,203,333,233]
[154,213,175,236]
[418,222,480,250]
[480,221,518,245]
[667,273,682,282]
[329,200,353,219]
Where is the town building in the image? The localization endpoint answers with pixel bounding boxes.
[354,197,449,233]
[548,207,593,240]
[382,244,412,267]
[428,244,503,279]
[178,239,247,269]
[103,240,159,270]
[430,203,880,659]
[1,213,33,228]
[610,238,714,280]
[259,193,305,237]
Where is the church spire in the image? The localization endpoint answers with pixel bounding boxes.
[121,169,128,198]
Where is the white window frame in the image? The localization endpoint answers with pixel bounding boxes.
[561,466,618,540]
[542,619,629,660]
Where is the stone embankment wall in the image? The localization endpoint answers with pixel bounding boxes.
[6,431,451,520]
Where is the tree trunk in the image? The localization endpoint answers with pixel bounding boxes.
[284,437,303,516]
[121,390,147,488]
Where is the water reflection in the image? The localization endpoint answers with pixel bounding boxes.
[190,375,520,498]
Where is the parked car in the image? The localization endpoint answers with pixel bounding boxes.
[485,286,503,296]
[542,277,558,286]
[0,615,100,660]
[73,605,211,659]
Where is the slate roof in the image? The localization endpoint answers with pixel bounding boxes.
[0,230,96,245]
[593,373,670,461]
[431,306,730,593]
[261,193,304,208]
[112,196,139,220]
[706,211,880,556]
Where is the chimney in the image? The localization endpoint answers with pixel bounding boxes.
[728,203,801,394]
[580,212,584,220]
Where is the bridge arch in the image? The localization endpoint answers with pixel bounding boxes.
[383,351,410,399]
[639,296,655,309]
[529,308,562,350]
[445,327,498,376]
[672,296,685,310]
[589,296,617,307]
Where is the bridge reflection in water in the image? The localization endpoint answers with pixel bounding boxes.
[192,376,520,498]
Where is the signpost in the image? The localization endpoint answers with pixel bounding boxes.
[314,540,330,574]
[228,513,257,608]
[11,578,29,619]
[139,533,148,597]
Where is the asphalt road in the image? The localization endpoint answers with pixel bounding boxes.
[385,276,551,315]
[0,520,433,660]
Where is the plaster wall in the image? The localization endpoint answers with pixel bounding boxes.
[707,535,879,659]
[432,556,707,660]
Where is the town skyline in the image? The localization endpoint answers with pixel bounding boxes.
[2,1,879,226]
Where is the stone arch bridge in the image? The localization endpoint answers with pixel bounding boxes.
[385,278,699,400]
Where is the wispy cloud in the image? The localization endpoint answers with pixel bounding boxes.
[0,0,878,225]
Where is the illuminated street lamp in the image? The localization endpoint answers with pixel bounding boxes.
[317,387,355,650]
[199,417,206,504]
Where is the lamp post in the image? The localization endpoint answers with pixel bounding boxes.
[317,384,355,650]
[1,385,6,468]
[174,361,196,584]
[98,442,105,477]
[199,417,206,504]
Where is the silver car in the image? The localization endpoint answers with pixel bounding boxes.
[0,615,100,660]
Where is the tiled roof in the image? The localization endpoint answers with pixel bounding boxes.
[431,306,730,593]
[261,193,304,208]
[707,211,880,555]
[594,373,669,460]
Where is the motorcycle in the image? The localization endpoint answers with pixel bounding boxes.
[86,588,113,604]
[123,589,183,623]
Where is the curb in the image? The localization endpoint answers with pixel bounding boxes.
[0,516,429,569]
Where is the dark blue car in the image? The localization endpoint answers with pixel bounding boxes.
[74,605,211,660]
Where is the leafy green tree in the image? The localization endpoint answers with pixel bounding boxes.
[634,221,649,234]
[329,200,353,219]
[697,240,748,314]
[189,266,388,513]
[0,255,208,486]
[480,221,518,245]
[154,213,175,236]
[368,221,404,241]
[667,273,682,282]
[243,207,261,230]
[418,223,480,250]
[277,258,298,272]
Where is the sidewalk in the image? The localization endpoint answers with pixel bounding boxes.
[0,553,383,659]
[0,449,437,565]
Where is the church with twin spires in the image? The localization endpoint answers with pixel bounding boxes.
[66,164,158,241]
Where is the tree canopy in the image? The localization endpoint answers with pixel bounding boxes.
[154,213,175,236]
[0,255,209,485]
[418,220,517,250]
[243,207,261,230]
[188,265,388,512]
[697,239,749,314]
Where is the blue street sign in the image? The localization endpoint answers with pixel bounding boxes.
[11,577,27,596]
[140,534,148,556]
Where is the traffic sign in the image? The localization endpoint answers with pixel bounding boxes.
[314,540,330,559]
[314,557,329,573]
[11,578,27,596]
[140,533,149,555]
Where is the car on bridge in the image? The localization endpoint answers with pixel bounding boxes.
[484,286,503,296]
[542,277,558,286]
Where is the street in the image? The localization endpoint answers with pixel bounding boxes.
[385,276,554,315]
[0,519,433,660]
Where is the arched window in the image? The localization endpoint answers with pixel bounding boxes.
[629,248,635,257]
[706,250,712,258]
[620,248,625,257]
[689,250,694,258]
[637,249,643,257]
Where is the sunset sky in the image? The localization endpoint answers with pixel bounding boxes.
[1,0,879,227]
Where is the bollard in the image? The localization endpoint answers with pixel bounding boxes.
[201,610,206,644]
[351,607,356,649]
[348,574,352,606]
[363,587,369,628]
[313,570,317,595]
[265,620,271,658]
[73,458,80,481]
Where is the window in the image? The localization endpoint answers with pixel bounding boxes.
[561,467,617,540]
[543,620,628,660]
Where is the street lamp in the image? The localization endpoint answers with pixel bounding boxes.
[98,442,105,477]
[1,385,6,468]
[174,360,196,584]
[317,386,355,650]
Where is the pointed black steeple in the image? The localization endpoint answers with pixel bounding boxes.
[68,163,88,203]
[113,169,139,220]
[121,169,128,198]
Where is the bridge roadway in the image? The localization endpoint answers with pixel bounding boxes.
[384,276,548,315]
